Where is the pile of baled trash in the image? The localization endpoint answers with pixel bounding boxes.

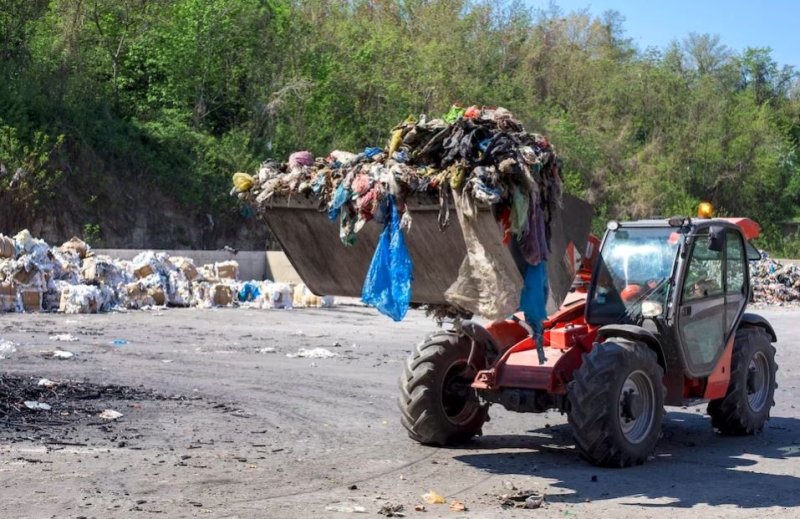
[750,254,800,304]
[0,230,332,314]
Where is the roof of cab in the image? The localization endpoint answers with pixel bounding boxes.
[615,217,760,240]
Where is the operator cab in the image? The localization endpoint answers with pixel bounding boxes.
[586,215,758,377]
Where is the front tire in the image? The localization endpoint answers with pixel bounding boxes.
[707,327,777,435]
[568,339,665,467]
[398,331,487,445]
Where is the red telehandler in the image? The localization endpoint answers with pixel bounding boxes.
[398,209,777,467]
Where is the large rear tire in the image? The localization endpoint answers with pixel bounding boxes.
[568,339,665,467]
[398,331,488,445]
[707,327,777,435]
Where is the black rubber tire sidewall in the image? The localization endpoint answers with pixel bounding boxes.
[568,339,665,467]
[398,331,487,445]
[708,327,777,435]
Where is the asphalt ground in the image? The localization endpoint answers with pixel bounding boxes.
[0,305,798,518]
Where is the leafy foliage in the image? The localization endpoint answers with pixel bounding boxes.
[1,0,799,253]
[0,125,64,223]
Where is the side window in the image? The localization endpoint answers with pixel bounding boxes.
[726,233,746,295]
[682,232,724,303]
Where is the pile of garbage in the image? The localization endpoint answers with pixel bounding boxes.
[750,254,800,304]
[234,104,563,322]
[235,105,562,247]
[0,230,332,314]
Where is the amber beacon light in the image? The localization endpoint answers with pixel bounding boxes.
[697,202,713,218]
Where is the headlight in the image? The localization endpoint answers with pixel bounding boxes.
[641,301,663,318]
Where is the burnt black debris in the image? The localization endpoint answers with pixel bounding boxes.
[0,374,165,443]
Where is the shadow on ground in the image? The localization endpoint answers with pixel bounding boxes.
[453,410,800,508]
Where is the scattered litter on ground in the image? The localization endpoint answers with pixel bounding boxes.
[421,491,446,505]
[499,490,546,509]
[257,347,276,354]
[24,401,52,411]
[286,347,338,359]
[378,503,405,517]
[525,495,545,509]
[37,378,56,388]
[51,350,74,359]
[324,503,367,513]
[449,501,467,512]
[99,409,124,420]
[49,334,78,342]
[110,339,129,346]
[414,505,426,512]
[0,339,17,358]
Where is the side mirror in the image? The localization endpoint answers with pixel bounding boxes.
[708,226,726,252]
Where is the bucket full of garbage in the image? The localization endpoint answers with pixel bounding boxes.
[234,105,594,321]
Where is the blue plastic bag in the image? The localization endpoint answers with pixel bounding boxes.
[520,261,549,359]
[239,282,261,302]
[328,183,351,221]
[364,147,383,159]
[362,197,413,321]
[520,262,548,330]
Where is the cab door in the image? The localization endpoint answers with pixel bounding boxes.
[724,231,748,331]
[675,229,727,376]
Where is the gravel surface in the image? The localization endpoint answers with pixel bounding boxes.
[1,306,799,518]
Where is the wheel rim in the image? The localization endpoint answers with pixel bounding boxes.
[747,351,771,413]
[618,370,656,444]
[440,360,478,426]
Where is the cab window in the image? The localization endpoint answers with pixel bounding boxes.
[681,231,724,303]
[726,234,746,295]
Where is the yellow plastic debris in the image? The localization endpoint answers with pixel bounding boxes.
[233,172,255,192]
[388,129,403,156]
[449,164,466,191]
[421,491,446,505]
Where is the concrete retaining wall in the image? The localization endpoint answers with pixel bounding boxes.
[95,250,301,283]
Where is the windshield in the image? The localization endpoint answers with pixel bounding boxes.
[588,226,681,323]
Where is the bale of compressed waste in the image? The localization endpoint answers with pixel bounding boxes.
[59,237,89,259]
[0,234,15,258]
[0,281,17,311]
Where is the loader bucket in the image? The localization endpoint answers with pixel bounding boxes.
[258,192,594,314]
